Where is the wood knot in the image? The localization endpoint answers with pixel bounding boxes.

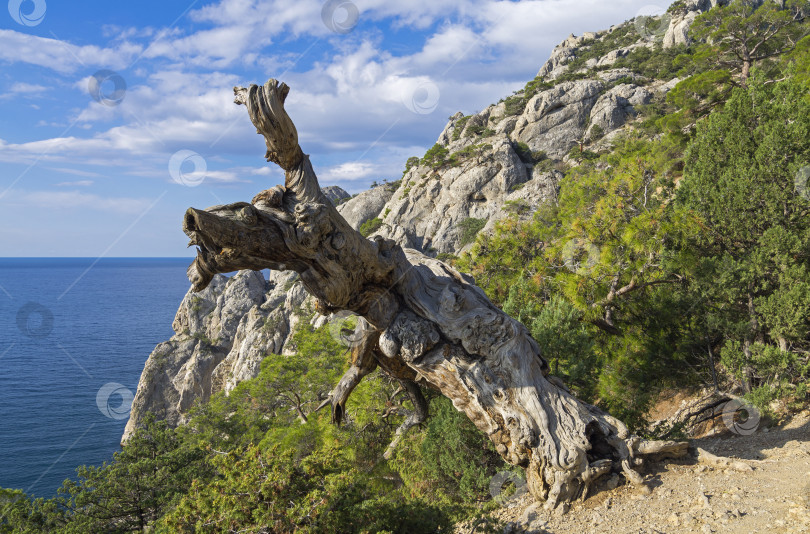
[331,232,346,250]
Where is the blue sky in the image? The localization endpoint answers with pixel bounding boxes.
[0,0,665,256]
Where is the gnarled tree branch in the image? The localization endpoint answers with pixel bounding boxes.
[181,78,688,509]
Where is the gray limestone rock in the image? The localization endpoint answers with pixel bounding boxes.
[321,185,350,205]
[587,84,653,138]
[123,270,306,441]
[336,184,395,230]
[513,79,604,159]
[371,136,553,254]
[663,0,734,48]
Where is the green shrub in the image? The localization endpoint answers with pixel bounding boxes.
[503,95,526,116]
[566,145,600,161]
[466,123,496,138]
[160,444,457,534]
[452,115,471,140]
[458,217,487,246]
[503,199,530,215]
[359,217,383,237]
[514,141,546,163]
[390,396,505,505]
[533,159,556,173]
[403,156,420,176]
[420,143,450,169]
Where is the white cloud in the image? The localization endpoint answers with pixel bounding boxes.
[0,81,49,100]
[0,29,141,74]
[54,180,95,187]
[20,190,152,214]
[9,82,48,93]
[199,170,250,184]
[321,161,378,181]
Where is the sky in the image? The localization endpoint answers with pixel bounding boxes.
[0,0,668,256]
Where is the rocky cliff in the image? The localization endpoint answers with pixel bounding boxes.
[124,1,720,440]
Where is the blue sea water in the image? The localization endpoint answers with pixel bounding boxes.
[0,258,193,497]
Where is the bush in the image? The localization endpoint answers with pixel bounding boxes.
[403,156,420,176]
[452,115,471,140]
[160,444,457,534]
[420,143,450,169]
[466,124,496,138]
[457,217,487,246]
[588,124,605,141]
[566,145,599,161]
[359,217,383,237]
[503,95,526,116]
[513,142,546,164]
[390,396,505,505]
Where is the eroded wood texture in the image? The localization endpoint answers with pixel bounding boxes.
[181,78,687,509]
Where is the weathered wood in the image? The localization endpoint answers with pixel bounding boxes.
[182,78,688,509]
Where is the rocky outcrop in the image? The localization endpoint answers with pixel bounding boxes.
[537,31,602,80]
[210,272,308,393]
[321,185,350,205]
[587,84,653,138]
[514,79,604,158]
[373,137,557,253]
[336,184,395,230]
[123,269,306,441]
[663,0,734,48]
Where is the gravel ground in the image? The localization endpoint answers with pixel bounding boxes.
[458,410,810,534]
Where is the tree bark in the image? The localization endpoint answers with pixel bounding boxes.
[182,79,688,509]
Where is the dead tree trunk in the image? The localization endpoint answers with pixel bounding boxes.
[182,79,687,509]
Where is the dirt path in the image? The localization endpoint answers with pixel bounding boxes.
[473,411,810,534]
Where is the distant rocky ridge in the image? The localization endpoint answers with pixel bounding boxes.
[124,0,722,440]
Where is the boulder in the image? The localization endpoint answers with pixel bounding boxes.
[587,84,653,138]
[513,79,604,158]
[336,184,395,230]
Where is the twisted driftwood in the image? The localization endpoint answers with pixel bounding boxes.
[182,79,688,509]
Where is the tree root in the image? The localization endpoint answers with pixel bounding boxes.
[695,447,754,472]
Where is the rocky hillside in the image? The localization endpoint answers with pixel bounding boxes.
[124,0,728,440]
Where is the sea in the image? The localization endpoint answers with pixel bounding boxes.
[0,258,193,497]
